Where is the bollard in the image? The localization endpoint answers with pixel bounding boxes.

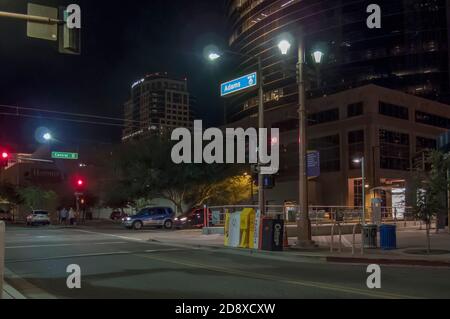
[0,221,5,298]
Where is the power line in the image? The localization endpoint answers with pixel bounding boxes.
[0,112,128,128]
[0,104,142,124]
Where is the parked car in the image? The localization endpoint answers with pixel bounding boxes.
[110,210,128,220]
[175,207,211,229]
[26,210,51,226]
[0,210,12,222]
[123,207,175,230]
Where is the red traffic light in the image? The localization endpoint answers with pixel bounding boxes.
[77,179,84,186]
[1,152,9,159]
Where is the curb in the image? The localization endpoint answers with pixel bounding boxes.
[2,282,27,299]
[326,256,450,267]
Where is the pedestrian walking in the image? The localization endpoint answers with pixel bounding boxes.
[60,207,68,225]
[69,207,76,225]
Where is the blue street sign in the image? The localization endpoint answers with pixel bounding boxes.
[438,131,450,152]
[307,151,321,177]
[220,72,257,97]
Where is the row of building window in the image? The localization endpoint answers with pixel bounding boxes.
[281,129,436,174]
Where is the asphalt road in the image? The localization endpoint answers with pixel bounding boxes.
[3,225,450,299]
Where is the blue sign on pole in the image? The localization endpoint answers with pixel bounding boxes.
[307,151,321,177]
[220,72,257,97]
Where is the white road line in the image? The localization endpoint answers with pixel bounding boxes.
[6,241,127,249]
[7,251,132,263]
[74,229,147,242]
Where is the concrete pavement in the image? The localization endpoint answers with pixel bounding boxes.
[2,224,450,299]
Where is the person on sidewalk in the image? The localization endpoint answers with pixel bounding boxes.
[69,207,76,226]
[60,207,68,225]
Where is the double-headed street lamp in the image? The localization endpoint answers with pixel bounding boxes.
[277,36,324,247]
[207,48,266,216]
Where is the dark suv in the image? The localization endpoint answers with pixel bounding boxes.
[123,207,175,230]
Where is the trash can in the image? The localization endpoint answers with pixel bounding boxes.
[363,224,378,249]
[380,224,397,250]
[260,218,284,251]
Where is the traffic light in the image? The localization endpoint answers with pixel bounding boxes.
[73,177,86,192]
[1,151,10,167]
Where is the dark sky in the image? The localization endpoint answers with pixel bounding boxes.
[0,0,230,151]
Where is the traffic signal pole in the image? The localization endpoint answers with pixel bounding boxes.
[0,10,62,25]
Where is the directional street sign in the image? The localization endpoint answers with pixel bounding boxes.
[221,72,257,97]
[307,151,321,178]
[51,151,79,160]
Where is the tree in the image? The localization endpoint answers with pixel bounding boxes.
[19,186,58,212]
[0,182,23,206]
[103,136,249,214]
[412,150,450,253]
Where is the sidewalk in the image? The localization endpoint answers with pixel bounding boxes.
[142,227,450,267]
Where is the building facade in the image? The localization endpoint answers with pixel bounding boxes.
[224,0,450,123]
[231,84,449,207]
[122,72,195,141]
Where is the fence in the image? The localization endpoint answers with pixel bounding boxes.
[205,205,416,228]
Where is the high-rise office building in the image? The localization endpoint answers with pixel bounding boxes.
[224,0,450,207]
[225,0,450,122]
[122,72,194,141]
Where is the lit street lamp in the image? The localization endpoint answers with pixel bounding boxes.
[43,132,53,142]
[353,157,366,225]
[278,37,324,248]
[207,47,266,216]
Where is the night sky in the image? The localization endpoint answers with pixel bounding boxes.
[0,0,230,151]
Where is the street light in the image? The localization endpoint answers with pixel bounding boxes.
[43,132,52,142]
[278,40,291,55]
[277,37,324,248]
[353,157,366,226]
[206,46,266,216]
[208,52,221,61]
[312,50,324,64]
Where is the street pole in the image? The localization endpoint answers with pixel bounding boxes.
[0,221,5,298]
[0,11,61,24]
[447,169,450,234]
[362,157,366,226]
[257,56,265,216]
[296,37,314,247]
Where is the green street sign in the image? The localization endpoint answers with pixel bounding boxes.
[51,152,79,160]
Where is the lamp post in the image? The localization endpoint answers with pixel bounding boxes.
[208,49,265,216]
[278,37,324,247]
[353,157,366,225]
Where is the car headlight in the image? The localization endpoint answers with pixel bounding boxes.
[180,217,188,222]
[174,218,179,221]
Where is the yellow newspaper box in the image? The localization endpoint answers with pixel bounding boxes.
[239,208,256,248]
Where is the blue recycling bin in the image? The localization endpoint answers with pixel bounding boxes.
[380,224,397,250]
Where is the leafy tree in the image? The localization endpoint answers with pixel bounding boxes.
[19,186,58,212]
[0,182,23,206]
[103,136,250,214]
[412,150,450,253]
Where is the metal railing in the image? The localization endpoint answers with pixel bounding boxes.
[205,205,417,227]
